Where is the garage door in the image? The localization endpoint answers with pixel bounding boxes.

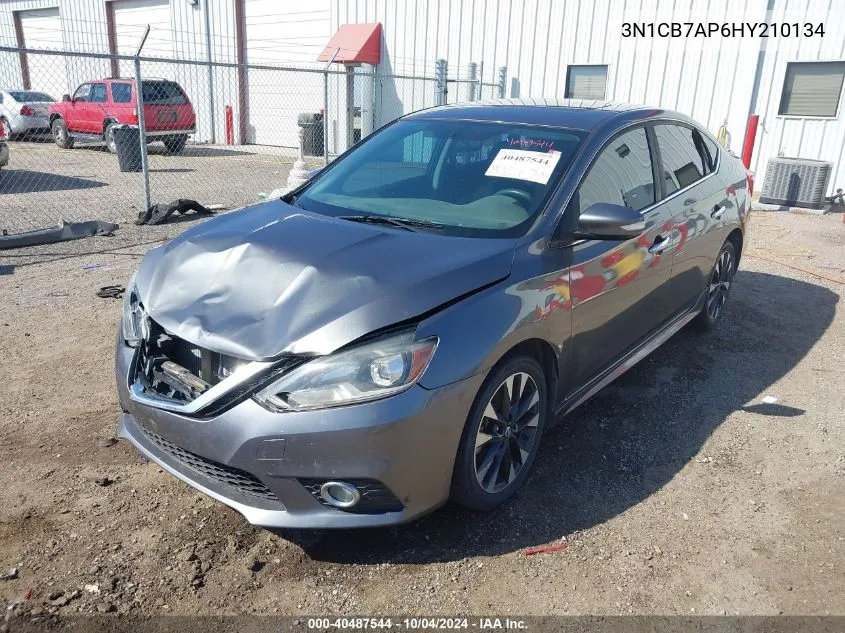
[244,0,330,146]
[20,8,67,100]
[113,0,173,78]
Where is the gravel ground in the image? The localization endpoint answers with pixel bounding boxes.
[0,137,307,234]
[0,210,843,624]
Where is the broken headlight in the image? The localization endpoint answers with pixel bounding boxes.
[121,273,149,347]
[253,332,438,412]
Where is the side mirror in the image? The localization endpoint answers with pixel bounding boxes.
[62,94,71,102]
[576,203,645,240]
[306,167,322,180]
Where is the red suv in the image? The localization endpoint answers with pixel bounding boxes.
[49,79,196,154]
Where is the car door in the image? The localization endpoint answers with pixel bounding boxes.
[68,83,92,133]
[565,125,676,388]
[652,123,731,312]
[86,83,109,135]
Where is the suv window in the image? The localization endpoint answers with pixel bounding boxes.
[577,126,655,214]
[90,83,107,103]
[73,84,91,102]
[111,83,132,103]
[653,124,708,194]
[141,81,187,105]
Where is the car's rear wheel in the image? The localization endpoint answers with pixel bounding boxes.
[451,355,547,511]
[1,118,12,140]
[51,118,73,149]
[695,240,736,331]
[104,122,117,154]
[163,135,187,154]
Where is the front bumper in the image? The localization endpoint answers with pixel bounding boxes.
[115,340,483,528]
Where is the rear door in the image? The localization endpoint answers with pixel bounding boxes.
[652,123,731,311]
[566,125,676,388]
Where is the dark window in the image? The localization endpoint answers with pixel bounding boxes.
[577,126,655,214]
[653,124,707,194]
[141,81,187,105]
[90,83,107,103]
[779,61,845,117]
[565,65,608,100]
[701,133,721,173]
[9,91,54,102]
[72,84,91,102]
[111,83,132,103]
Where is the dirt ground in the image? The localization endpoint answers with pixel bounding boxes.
[0,210,843,623]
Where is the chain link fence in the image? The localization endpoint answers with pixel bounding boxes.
[0,44,505,242]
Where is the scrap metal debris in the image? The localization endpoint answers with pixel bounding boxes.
[0,221,118,250]
[523,543,568,556]
[136,199,214,226]
[96,285,125,299]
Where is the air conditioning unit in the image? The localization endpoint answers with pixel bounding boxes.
[759,157,832,209]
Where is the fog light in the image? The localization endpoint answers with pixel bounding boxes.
[319,481,360,508]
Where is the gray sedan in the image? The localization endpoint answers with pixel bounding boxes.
[115,100,751,528]
[0,90,54,138]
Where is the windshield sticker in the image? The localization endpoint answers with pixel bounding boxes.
[507,138,555,149]
[485,149,562,184]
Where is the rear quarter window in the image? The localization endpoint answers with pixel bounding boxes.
[111,83,133,103]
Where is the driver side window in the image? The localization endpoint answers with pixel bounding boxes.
[577,127,656,214]
[73,84,91,102]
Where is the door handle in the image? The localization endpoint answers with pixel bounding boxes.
[711,205,725,219]
[648,234,671,254]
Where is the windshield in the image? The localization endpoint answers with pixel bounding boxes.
[297,119,584,237]
[141,81,187,105]
[9,91,54,102]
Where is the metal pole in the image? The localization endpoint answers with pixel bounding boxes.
[322,47,339,166]
[477,61,484,100]
[497,66,507,99]
[203,0,216,143]
[134,26,151,212]
[468,62,477,101]
[435,59,447,106]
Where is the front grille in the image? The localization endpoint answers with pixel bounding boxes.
[138,424,280,503]
[300,478,404,514]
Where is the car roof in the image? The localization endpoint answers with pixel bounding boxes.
[405,98,695,132]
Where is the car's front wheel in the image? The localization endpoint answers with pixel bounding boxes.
[51,118,73,149]
[451,355,547,510]
[695,240,737,331]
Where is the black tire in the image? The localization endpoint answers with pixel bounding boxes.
[104,121,117,154]
[163,135,187,154]
[694,240,737,331]
[51,118,73,149]
[451,355,548,511]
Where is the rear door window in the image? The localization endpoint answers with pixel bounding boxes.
[111,83,133,103]
[653,124,708,194]
[577,126,656,214]
[142,81,187,105]
[90,83,107,103]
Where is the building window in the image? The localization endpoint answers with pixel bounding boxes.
[565,65,608,100]
[779,61,845,117]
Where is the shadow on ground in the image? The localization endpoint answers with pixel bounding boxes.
[0,169,107,194]
[278,270,838,563]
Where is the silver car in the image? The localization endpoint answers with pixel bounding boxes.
[0,90,54,138]
[116,101,750,528]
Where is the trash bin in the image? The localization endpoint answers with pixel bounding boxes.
[297,112,324,157]
[113,124,143,172]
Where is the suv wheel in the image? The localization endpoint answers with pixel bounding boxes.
[51,118,73,149]
[104,122,117,154]
[451,355,547,511]
[163,135,187,154]
[695,240,736,331]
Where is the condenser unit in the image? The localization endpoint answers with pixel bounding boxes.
[759,157,832,209]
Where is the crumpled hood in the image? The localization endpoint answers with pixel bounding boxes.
[135,200,515,360]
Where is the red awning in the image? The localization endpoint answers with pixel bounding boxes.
[318,23,382,65]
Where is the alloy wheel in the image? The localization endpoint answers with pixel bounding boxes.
[54,126,65,143]
[707,248,734,320]
[474,372,540,494]
[1,118,10,138]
